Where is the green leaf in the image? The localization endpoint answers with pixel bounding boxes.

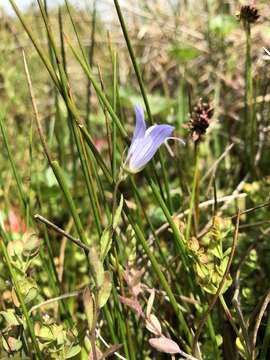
[22,230,41,256]
[98,271,112,308]
[209,245,223,259]
[100,227,112,262]
[7,240,23,258]
[88,246,104,288]
[209,15,237,37]
[169,45,201,62]
[113,194,123,230]
[65,344,81,359]
[0,309,21,326]
[36,325,55,342]
[83,287,94,330]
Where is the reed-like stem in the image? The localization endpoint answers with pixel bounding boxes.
[186,142,200,241]
[244,23,255,171]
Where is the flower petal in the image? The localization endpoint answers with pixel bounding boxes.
[132,104,146,142]
[126,104,146,163]
[128,124,174,172]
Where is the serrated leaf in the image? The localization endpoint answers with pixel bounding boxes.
[98,271,112,308]
[113,194,123,230]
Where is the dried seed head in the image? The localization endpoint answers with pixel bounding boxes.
[184,98,214,142]
[236,5,260,27]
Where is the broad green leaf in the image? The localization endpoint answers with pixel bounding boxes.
[98,271,112,308]
[22,230,41,256]
[169,45,200,62]
[36,325,55,342]
[88,247,104,288]
[0,309,21,326]
[100,227,112,262]
[65,344,81,359]
[83,287,94,330]
[113,194,124,230]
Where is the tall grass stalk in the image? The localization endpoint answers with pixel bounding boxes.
[244,21,255,171]
[186,142,200,241]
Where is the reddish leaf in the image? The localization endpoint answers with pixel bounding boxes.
[119,296,143,317]
[149,337,181,354]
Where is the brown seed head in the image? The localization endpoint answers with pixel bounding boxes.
[184,98,214,142]
[236,5,260,27]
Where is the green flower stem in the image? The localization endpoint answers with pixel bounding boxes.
[244,22,255,170]
[66,35,167,210]
[0,227,42,359]
[58,7,76,174]
[86,0,97,130]
[186,142,200,241]
[112,50,118,181]
[113,0,172,211]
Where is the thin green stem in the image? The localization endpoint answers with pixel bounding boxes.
[186,142,200,241]
[244,23,255,171]
[112,51,117,181]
